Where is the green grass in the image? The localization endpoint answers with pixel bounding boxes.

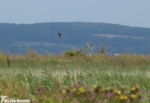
[0,52,150,102]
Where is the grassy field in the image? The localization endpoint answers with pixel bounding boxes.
[0,50,150,103]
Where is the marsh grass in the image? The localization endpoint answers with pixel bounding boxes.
[0,51,150,102]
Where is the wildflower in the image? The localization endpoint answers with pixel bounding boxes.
[100,87,105,93]
[131,87,136,91]
[107,92,114,99]
[93,85,98,89]
[130,94,138,100]
[130,93,142,102]
[78,87,85,93]
[131,87,137,94]
[106,87,112,92]
[117,90,121,95]
[120,95,128,101]
[62,90,66,94]
[72,87,77,92]
[114,89,122,95]
[131,85,140,94]
[38,85,42,91]
[93,85,100,92]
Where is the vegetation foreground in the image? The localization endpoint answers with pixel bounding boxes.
[0,50,150,103]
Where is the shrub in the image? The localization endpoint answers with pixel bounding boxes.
[64,50,84,57]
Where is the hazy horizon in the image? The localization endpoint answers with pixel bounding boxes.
[0,0,150,28]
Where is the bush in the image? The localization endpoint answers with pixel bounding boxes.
[64,50,84,57]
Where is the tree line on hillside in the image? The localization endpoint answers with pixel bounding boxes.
[0,22,150,54]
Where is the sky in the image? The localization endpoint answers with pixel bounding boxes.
[0,0,150,28]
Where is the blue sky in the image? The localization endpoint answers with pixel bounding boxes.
[0,0,150,28]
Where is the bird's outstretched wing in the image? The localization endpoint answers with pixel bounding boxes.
[58,33,62,37]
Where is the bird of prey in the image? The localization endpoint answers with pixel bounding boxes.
[58,33,62,37]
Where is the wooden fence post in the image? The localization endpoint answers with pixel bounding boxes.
[7,55,10,67]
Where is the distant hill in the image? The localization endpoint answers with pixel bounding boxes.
[0,22,150,54]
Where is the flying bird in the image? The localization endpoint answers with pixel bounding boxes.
[58,33,62,37]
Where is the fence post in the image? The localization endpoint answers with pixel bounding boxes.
[7,55,10,67]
